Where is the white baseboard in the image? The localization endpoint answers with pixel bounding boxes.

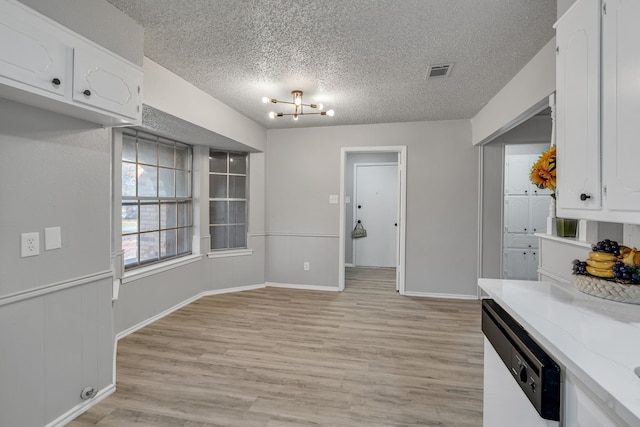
[266,282,340,292]
[46,384,115,427]
[404,291,479,300]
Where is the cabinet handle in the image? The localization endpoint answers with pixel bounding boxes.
[580,193,591,201]
[83,89,91,96]
[52,78,61,86]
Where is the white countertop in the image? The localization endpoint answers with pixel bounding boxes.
[478,278,640,426]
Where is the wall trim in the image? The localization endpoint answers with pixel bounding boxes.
[266,232,340,238]
[45,383,115,427]
[404,291,479,300]
[266,282,340,292]
[0,270,113,307]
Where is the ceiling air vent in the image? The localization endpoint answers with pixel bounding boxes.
[426,63,454,79]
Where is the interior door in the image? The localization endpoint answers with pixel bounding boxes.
[354,164,398,267]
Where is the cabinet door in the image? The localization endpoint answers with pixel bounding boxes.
[506,155,534,195]
[504,249,530,279]
[602,0,640,212]
[73,47,142,120]
[0,2,67,97]
[506,196,530,233]
[529,196,551,234]
[555,0,601,213]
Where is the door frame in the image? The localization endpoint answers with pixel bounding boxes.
[352,162,398,268]
[338,146,407,294]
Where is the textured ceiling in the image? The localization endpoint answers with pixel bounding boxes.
[106,0,557,129]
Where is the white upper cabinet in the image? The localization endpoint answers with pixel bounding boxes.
[0,4,68,97]
[555,0,640,224]
[73,47,141,121]
[602,0,640,213]
[555,0,601,213]
[0,0,142,126]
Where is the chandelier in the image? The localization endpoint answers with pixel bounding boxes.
[262,90,334,120]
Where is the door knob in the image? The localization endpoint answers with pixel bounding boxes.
[580,193,591,201]
[395,223,397,226]
[83,89,91,96]
[358,205,362,209]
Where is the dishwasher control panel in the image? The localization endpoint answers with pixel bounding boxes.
[482,299,561,421]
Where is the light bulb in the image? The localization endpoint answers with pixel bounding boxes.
[294,95,301,106]
[318,103,324,111]
[326,109,335,117]
[262,97,269,104]
[269,111,275,119]
[293,114,299,120]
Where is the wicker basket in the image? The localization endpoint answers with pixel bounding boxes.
[574,275,640,304]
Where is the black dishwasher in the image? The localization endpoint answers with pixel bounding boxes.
[482,299,561,421]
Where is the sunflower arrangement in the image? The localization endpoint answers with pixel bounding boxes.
[530,146,556,197]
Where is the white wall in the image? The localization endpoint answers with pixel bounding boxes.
[266,120,479,297]
[471,38,556,145]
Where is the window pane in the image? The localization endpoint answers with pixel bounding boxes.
[210,174,227,198]
[229,153,247,174]
[229,225,246,248]
[229,201,246,224]
[210,226,228,250]
[158,143,174,168]
[122,204,138,234]
[176,171,189,197]
[138,139,157,165]
[140,203,159,232]
[160,229,177,259]
[209,151,227,173]
[177,202,189,227]
[122,135,136,162]
[178,227,190,255]
[229,175,246,198]
[122,162,137,197]
[176,145,189,170]
[123,234,138,267]
[139,231,159,263]
[210,201,227,224]
[158,168,175,197]
[161,202,177,228]
[138,165,158,197]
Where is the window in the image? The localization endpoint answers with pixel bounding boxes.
[209,151,248,250]
[122,130,193,269]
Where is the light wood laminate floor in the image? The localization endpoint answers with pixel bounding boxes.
[70,267,483,426]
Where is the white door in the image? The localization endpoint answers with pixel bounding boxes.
[506,155,534,195]
[529,196,551,234]
[354,164,398,267]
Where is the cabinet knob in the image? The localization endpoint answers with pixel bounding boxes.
[52,78,61,86]
[580,193,591,201]
[83,89,91,96]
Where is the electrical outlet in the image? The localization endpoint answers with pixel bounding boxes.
[303,261,310,271]
[21,232,40,257]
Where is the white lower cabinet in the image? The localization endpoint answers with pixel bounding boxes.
[0,0,142,125]
[564,372,621,427]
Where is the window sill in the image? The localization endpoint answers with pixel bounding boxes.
[207,249,254,259]
[121,254,203,284]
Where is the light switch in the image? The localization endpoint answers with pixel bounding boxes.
[329,195,339,204]
[45,227,62,250]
